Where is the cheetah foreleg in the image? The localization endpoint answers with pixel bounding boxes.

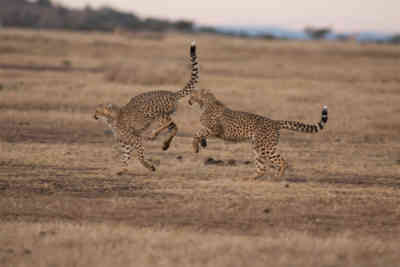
[193,127,211,153]
[117,141,132,175]
[200,138,207,148]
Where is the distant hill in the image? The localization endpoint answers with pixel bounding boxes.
[0,0,196,33]
[215,25,394,42]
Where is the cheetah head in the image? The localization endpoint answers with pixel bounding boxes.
[188,89,217,108]
[93,103,120,122]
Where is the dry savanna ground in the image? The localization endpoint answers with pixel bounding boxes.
[0,28,400,266]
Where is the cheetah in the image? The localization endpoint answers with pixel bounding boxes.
[188,89,328,179]
[94,41,199,175]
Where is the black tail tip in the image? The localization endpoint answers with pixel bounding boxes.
[321,105,328,123]
[190,40,196,56]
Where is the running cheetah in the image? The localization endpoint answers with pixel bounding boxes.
[94,41,199,175]
[188,89,328,179]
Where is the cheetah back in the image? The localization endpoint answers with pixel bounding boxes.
[207,108,278,142]
[120,90,178,132]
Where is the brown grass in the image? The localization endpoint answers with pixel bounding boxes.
[104,60,188,85]
[1,222,400,267]
[1,28,400,266]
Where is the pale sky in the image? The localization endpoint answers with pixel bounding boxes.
[55,0,399,33]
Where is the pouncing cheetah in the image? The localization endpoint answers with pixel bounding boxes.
[188,89,328,179]
[94,41,199,175]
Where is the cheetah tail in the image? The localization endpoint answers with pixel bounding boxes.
[278,106,328,133]
[175,41,199,99]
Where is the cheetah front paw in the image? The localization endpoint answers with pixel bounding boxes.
[148,158,161,166]
[144,161,156,172]
[116,168,128,176]
[200,138,207,148]
[162,141,171,151]
[249,173,265,180]
[149,165,156,172]
[192,142,199,153]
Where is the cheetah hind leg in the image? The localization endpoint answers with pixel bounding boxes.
[162,122,178,151]
[118,139,156,174]
[268,149,287,177]
[132,140,156,172]
[147,118,172,141]
[148,117,177,151]
[250,149,267,180]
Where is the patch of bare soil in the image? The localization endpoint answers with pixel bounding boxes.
[1,160,399,239]
[0,63,103,73]
[0,103,93,112]
[317,174,400,188]
[0,120,103,144]
[284,174,400,188]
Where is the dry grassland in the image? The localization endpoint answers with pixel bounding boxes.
[0,28,400,266]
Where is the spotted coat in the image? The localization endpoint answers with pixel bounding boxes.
[189,89,328,179]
